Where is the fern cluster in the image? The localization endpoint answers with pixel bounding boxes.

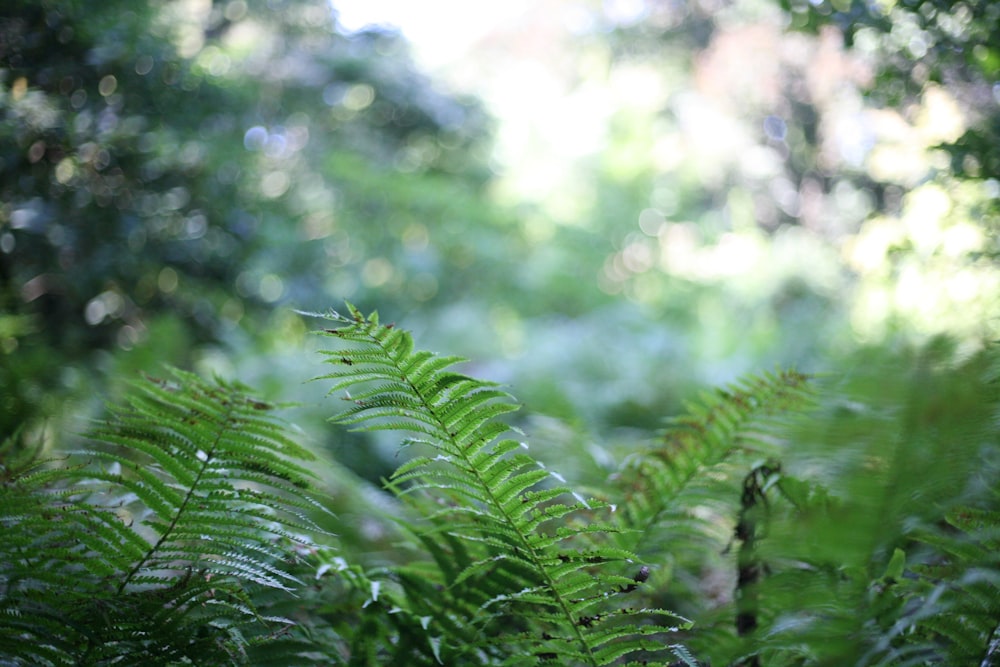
[1,306,997,667]
[677,342,1000,666]
[895,505,1000,665]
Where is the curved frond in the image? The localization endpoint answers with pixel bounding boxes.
[613,368,815,553]
[313,304,690,666]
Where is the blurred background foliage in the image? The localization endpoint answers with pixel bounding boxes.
[0,0,509,440]
[1,0,997,508]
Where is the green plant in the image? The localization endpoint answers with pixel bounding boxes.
[612,368,815,556]
[1,308,997,666]
[679,342,1000,667]
[876,504,1000,666]
[310,304,695,666]
[0,369,329,665]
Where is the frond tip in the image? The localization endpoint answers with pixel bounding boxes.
[313,304,693,666]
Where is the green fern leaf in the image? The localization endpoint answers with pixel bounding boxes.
[0,368,330,665]
[313,304,692,666]
[613,368,814,555]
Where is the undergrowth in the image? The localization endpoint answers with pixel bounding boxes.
[1,305,996,666]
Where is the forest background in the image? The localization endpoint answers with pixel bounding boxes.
[5,0,998,467]
[1,0,999,663]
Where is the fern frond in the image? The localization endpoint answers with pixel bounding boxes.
[686,343,1000,667]
[0,368,329,665]
[314,304,690,666]
[899,505,1000,666]
[613,369,814,553]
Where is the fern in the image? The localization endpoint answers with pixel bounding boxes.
[6,306,992,667]
[877,504,1000,666]
[0,368,329,665]
[312,304,692,666]
[615,369,812,535]
[687,341,1000,667]
[608,367,814,604]
[712,476,1000,667]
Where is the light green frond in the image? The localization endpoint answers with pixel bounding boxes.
[313,304,688,666]
[614,368,815,554]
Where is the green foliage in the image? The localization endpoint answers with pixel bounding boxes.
[311,303,692,666]
[1,309,997,666]
[680,342,1000,666]
[0,369,328,665]
[4,0,1000,662]
[780,0,1000,187]
[614,369,815,549]
[603,368,816,632]
[894,505,1000,666]
[0,0,503,439]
